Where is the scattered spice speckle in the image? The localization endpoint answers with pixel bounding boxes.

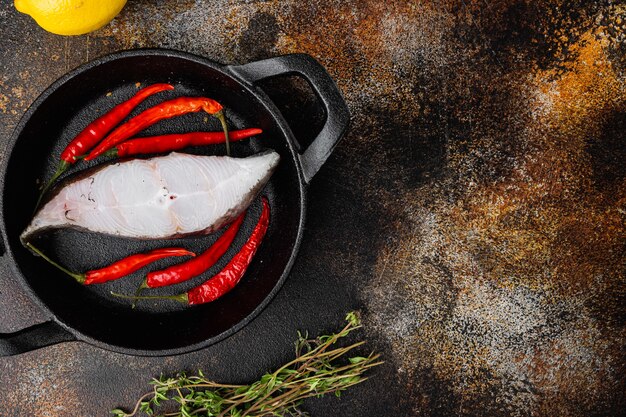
[361,2,625,416]
[0,94,8,113]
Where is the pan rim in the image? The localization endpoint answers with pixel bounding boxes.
[0,48,308,356]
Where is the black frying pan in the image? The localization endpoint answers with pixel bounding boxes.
[0,49,349,356]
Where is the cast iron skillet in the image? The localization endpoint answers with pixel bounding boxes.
[0,49,349,356]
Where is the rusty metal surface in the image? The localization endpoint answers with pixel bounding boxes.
[1,1,625,416]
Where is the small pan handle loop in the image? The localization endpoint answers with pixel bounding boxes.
[227,54,350,184]
[0,320,76,357]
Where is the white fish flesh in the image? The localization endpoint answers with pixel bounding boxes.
[21,151,279,241]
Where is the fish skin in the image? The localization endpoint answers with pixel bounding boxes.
[21,151,280,242]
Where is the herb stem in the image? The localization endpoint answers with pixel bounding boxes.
[111,312,381,417]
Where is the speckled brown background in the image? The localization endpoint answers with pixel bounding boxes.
[1,1,625,416]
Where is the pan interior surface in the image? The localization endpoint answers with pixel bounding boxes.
[3,53,303,353]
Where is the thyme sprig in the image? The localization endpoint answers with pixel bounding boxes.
[112,312,382,417]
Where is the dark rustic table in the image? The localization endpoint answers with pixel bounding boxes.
[1,1,625,416]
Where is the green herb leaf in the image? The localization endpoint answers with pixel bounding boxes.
[111,311,380,417]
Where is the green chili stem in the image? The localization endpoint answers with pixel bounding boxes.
[110,291,188,304]
[101,148,119,158]
[215,111,230,157]
[25,242,85,284]
[35,160,70,211]
[130,279,149,309]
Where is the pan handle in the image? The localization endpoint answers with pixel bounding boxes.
[0,241,77,356]
[227,54,350,184]
[0,321,76,356]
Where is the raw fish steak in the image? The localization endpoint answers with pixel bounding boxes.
[21,151,279,241]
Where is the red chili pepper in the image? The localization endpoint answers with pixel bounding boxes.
[37,83,174,208]
[101,128,262,159]
[25,243,195,285]
[112,197,270,305]
[146,210,246,288]
[85,248,196,285]
[61,84,174,164]
[188,198,269,304]
[85,97,229,161]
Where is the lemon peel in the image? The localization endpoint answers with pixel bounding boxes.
[14,0,127,36]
